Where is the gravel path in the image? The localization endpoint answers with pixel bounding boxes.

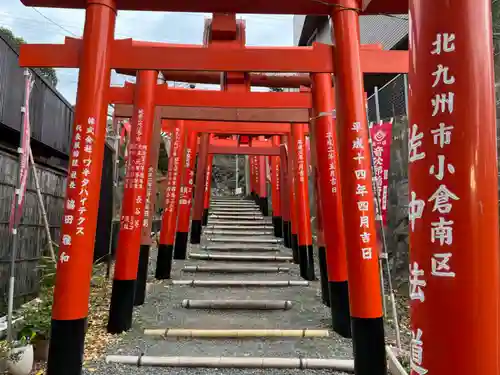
[84,202,353,374]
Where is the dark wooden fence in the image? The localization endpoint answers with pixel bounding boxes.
[0,150,66,311]
[0,34,73,159]
[0,145,114,313]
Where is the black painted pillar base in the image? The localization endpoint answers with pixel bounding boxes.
[202,208,209,226]
[352,317,387,375]
[283,221,291,247]
[253,193,259,204]
[47,318,86,375]
[155,244,174,280]
[107,279,135,334]
[318,246,330,307]
[190,220,202,244]
[174,231,189,260]
[134,245,150,306]
[298,244,307,279]
[291,233,299,264]
[306,245,316,281]
[298,245,315,281]
[272,216,283,238]
[329,280,352,338]
[259,196,269,216]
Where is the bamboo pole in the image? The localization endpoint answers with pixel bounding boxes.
[144,328,330,338]
[105,355,354,371]
[181,299,293,310]
[29,148,56,262]
[200,246,279,253]
[172,280,309,287]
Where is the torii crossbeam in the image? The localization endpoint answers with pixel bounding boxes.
[20,0,406,15]
[19,38,408,74]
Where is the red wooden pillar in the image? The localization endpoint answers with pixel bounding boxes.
[202,153,214,226]
[280,139,291,248]
[258,155,269,215]
[271,135,282,237]
[287,135,300,265]
[46,2,116,374]
[134,109,162,307]
[307,120,329,305]
[311,72,351,337]
[253,155,260,203]
[155,120,185,279]
[174,130,198,259]
[190,132,210,243]
[408,1,499,374]
[332,2,386,373]
[108,70,157,333]
[249,153,256,198]
[291,123,315,281]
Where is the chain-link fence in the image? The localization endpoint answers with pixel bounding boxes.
[367,74,409,291]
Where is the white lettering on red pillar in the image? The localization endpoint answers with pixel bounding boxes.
[143,166,154,228]
[350,121,374,261]
[275,157,280,191]
[77,117,95,237]
[122,109,147,231]
[60,118,92,263]
[408,32,458,375]
[296,139,305,183]
[179,147,194,206]
[165,127,181,213]
[325,132,337,194]
[205,159,212,193]
[253,156,259,188]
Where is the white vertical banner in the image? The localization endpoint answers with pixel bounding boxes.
[9,70,33,230]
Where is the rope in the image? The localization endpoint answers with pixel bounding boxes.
[137,352,144,367]
[309,110,336,121]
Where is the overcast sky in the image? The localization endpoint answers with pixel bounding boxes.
[0,1,294,103]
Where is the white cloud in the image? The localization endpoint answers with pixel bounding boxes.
[0,1,293,103]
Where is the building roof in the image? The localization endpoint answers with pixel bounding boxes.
[295,14,408,50]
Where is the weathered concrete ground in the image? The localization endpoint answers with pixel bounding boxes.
[83,205,354,375]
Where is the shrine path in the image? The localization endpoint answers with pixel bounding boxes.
[84,201,353,374]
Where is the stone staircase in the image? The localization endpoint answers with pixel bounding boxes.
[95,196,354,375]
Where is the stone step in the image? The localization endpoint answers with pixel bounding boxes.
[208,220,272,226]
[210,210,262,215]
[203,230,274,236]
[202,243,281,251]
[209,215,264,220]
[206,225,274,230]
[189,253,293,262]
[206,236,280,244]
[182,265,291,273]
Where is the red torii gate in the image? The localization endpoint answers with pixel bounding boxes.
[20,7,393,375]
[18,1,499,375]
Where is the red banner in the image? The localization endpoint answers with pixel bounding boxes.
[10,71,33,229]
[369,122,392,226]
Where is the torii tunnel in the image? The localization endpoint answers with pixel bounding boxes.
[16,0,499,375]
